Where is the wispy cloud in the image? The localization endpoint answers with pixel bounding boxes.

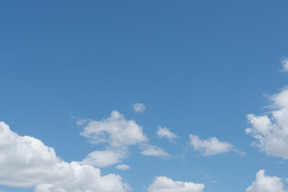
[281,58,288,72]
[157,126,178,143]
[116,164,130,171]
[82,150,127,168]
[140,144,170,158]
[133,103,146,113]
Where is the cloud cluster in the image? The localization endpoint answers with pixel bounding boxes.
[246,88,288,159]
[147,176,204,192]
[189,134,234,156]
[246,170,287,192]
[157,126,178,143]
[0,122,130,192]
[133,103,146,113]
[79,110,169,167]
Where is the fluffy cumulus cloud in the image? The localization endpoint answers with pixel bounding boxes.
[35,162,131,192]
[80,110,148,147]
[246,88,288,159]
[0,122,130,192]
[147,176,204,192]
[189,134,234,156]
[246,170,287,192]
[133,103,146,113]
[79,110,169,165]
[157,126,178,143]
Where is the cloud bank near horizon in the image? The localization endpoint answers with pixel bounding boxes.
[0,122,130,192]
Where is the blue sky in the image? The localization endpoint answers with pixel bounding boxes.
[1,1,288,192]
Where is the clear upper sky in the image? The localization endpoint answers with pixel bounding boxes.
[1,1,288,192]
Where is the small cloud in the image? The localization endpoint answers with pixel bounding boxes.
[148,176,204,192]
[133,103,146,113]
[116,164,130,171]
[81,150,127,168]
[140,144,170,158]
[157,126,178,143]
[233,149,246,156]
[76,119,88,126]
[281,58,288,72]
[189,134,234,156]
[80,110,148,148]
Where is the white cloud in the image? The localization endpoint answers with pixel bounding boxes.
[133,103,146,113]
[116,164,130,171]
[82,150,127,168]
[246,88,288,159]
[246,170,287,192]
[140,144,170,157]
[0,122,130,192]
[189,134,234,156]
[80,110,148,148]
[79,111,169,165]
[147,176,204,192]
[282,58,288,72]
[34,162,131,192]
[157,126,178,143]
